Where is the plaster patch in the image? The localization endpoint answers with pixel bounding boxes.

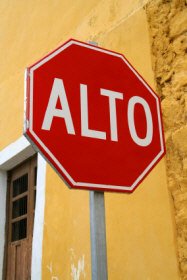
[46,262,59,280]
[71,255,86,280]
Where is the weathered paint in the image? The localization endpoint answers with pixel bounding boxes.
[43,168,91,279]
[71,255,86,280]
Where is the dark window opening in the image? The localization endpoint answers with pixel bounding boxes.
[11,219,27,242]
[13,174,28,197]
[34,167,37,187]
[12,196,27,219]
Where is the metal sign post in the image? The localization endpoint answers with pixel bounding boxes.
[90,191,108,280]
[88,41,107,280]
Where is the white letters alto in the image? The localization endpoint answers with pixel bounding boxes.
[41,78,153,146]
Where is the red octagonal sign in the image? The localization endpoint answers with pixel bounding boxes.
[24,39,165,193]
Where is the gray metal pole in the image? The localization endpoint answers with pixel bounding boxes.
[90,191,108,280]
[88,41,108,280]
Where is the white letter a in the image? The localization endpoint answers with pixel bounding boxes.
[42,78,75,134]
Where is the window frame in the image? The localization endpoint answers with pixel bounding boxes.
[0,136,46,280]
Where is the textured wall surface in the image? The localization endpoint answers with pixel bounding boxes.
[146,1,187,278]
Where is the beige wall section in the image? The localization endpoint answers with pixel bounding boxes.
[0,0,182,279]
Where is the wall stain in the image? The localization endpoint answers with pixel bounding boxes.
[46,262,59,280]
[71,255,86,280]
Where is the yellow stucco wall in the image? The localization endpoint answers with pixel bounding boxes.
[0,0,99,150]
[0,0,185,279]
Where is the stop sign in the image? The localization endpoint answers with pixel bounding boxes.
[24,39,165,193]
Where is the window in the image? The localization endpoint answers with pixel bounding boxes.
[5,155,37,280]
